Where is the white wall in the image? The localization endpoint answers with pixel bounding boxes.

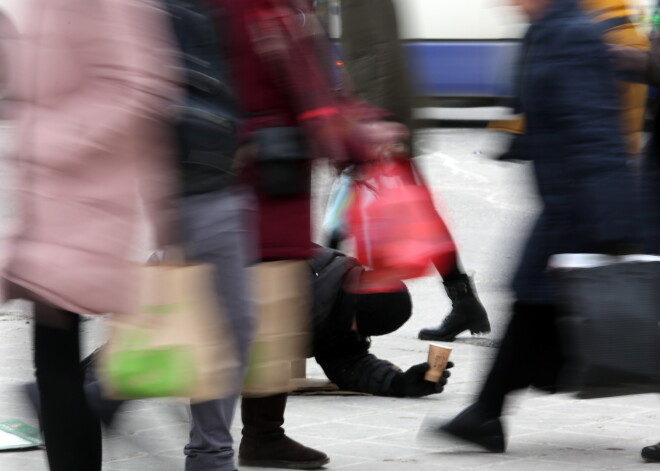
[393,0,526,40]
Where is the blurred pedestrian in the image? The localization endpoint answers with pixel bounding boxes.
[492,0,649,161]
[437,0,639,453]
[0,0,178,469]
[200,0,405,469]
[340,0,491,343]
[145,2,260,471]
[608,3,660,460]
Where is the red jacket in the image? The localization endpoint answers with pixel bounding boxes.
[209,0,385,260]
[212,0,337,136]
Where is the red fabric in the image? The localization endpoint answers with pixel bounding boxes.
[209,0,335,137]
[347,160,456,293]
[209,0,387,260]
[240,163,312,260]
[256,190,312,260]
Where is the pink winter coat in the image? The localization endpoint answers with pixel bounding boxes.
[1,0,178,315]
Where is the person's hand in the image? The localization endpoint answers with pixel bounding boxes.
[390,361,454,397]
[608,45,648,73]
[353,121,409,149]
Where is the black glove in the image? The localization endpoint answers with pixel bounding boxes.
[389,361,454,398]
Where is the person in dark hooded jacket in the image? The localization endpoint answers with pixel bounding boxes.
[308,245,452,397]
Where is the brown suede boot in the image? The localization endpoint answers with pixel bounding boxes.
[239,393,329,469]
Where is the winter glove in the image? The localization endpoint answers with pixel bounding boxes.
[388,361,454,398]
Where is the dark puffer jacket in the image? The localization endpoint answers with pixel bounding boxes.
[308,246,402,395]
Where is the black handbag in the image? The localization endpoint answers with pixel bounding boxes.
[254,127,310,197]
[554,257,660,399]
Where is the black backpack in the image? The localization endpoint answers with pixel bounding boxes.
[164,0,240,196]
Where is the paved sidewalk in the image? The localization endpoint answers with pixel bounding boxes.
[0,310,658,471]
[1,125,658,470]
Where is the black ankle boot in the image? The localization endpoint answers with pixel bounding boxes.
[642,442,660,462]
[418,275,490,341]
[239,393,329,469]
[439,403,506,453]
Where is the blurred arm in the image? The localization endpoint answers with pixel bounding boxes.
[315,333,451,397]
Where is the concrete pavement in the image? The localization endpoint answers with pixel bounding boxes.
[1,314,659,471]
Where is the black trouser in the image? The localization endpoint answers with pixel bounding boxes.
[34,303,102,471]
[477,301,563,418]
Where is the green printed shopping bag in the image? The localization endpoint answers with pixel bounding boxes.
[99,262,239,402]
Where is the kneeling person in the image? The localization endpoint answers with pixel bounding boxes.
[309,246,452,397]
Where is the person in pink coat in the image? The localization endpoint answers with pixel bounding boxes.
[0,0,178,469]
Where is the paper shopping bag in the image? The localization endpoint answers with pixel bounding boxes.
[99,262,239,403]
[242,261,311,397]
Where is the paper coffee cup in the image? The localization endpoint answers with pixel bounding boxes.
[424,343,452,382]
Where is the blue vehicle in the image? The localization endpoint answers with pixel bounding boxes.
[325,0,652,106]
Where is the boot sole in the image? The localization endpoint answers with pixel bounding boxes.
[418,331,458,342]
[238,456,330,469]
[418,328,491,342]
[438,422,506,453]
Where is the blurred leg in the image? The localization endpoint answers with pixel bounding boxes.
[33,304,101,471]
[182,188,256,471]
[478,302,562,418]
[239,394,329,469]
[440,302,561,453]
[419,252,490,341]
[239,164,328,468]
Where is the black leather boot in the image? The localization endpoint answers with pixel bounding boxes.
[642,442,660,462]
[239,393,329,469]
[418,275,490,341]
[438,403,506,453]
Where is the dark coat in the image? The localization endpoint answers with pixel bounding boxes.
[340,0,413,130]
[641,16,660,254]
[308,246,402,395]
[512,0,639,303]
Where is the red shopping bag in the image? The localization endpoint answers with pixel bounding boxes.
[347,159,456,293]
